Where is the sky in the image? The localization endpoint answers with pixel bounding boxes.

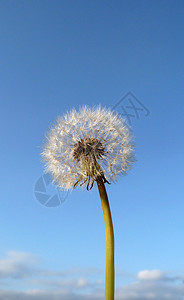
[0,0,184,299]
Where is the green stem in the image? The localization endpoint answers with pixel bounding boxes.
[97,177,115,300]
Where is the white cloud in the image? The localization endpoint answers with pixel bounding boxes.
[0,250,104,298]
[116,279,184,300]
[30,277,102,290]
[0,251,39,279]
[137,269,166,281]
[0,279,184,300]
[0,290,103,300]
[116,269,184,300]
[76,278,89,288]
[0,251,101,282]
[0,251,184,300]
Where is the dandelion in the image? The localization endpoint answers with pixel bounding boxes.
[42,106,135,300]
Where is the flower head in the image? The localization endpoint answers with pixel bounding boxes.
[42,106,135,190]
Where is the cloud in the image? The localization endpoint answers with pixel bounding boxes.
[0,251,39,279]
[0,290,103,300]
[116,269,184,300]
[137,269,183,283]
[116,280,184,300]
[137,269,166,281]
[0,251,102,281]
[30,277,103,290]
[0,252,184,300]
[39,266,102,277]
[0,278,184,300]
[0,251,104,298]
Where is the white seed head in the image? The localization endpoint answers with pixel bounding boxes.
[42,106,135,190]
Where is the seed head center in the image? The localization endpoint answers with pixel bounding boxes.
[73,138,105,162]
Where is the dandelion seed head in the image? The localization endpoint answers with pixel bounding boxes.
[42,106,135,190]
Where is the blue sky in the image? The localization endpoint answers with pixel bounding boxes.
[0,0,184,299]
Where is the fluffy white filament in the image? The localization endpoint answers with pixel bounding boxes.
[42,106,135,190]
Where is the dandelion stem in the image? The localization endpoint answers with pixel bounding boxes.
[97,177,114,300]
